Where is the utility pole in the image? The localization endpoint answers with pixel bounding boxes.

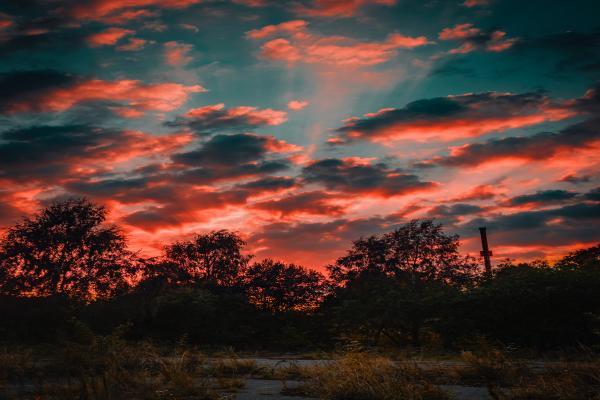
[479,227,493,277]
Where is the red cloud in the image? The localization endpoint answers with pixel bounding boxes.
[247,20,429,66]
[233,0,267,6]
[252,191,347,217]
[462,0,490,6]
[0,13,14,30]
[439,23,517,54]
[421,118,600,168]
[120,188,251,231]
[7,79,205,116]
[117,37,149,51]
[174,103,289,131]
[288,100,309,110]
[86,27,134,47]
[246,20,308,40]
[164,41,193,66]
[439,24,481,41]
[295,0,396,17]
[331,91,575,144]
[449,184,499,202]
[67,0,203,23]
[101,130,194,165]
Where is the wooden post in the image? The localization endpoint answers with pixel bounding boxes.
[479,227,493,276]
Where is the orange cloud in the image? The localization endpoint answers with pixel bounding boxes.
[332,91,575,144]
[247,20,429,66]
[68,0,203,23]
[86,27,134,47]
[295,0,396,17]
[0,12,13,30]
[252,191,347,217]
[164,41,193,66]
[170,103,288,133]
[117,37,149,51]
[439,23,517,54]
[288,100,309,110]
[449,184,499,202]
[439,24,480,40]
[7,78,205,116]
[462,0,490,7]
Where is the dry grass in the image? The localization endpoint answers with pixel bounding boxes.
[458,349,600,400]
[3,339,599,400]
[208,357,261,378]
[0,347,34,384]
[293,353,452,400]
[490,360,600,400]
[0,328,223,399]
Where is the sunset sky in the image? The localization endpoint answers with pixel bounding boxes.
[0,0,599,269]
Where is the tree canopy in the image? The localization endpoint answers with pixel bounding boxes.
[0,198,133,300]
[245,259,327,313]
[1,199,599,351]
[159,230,250,286]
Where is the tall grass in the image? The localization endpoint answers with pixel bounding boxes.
[296,353,452,400]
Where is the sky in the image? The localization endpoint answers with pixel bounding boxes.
[0,0,599,269]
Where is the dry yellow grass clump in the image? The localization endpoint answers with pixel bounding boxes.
[296,353,452,400]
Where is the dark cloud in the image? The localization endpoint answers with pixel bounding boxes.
[301,158,435,197]
[503,189,579,207]
[430,203,486,217]
[166,133,290,184]
[438,24,518,54]
[118,188,252,232]
[512,31,600,76]
[121,207,185,231]
[0,124,118,181]
[421,118,600,167]
[173,133,277,166]
[236,176,297,191]
[0,124,189,184]
[0,69,205,117]
[330,91,559,144]
[252,191,346,217]
[429,59,476,77]
[65,177,170,204]
[0,4,87,57]
[0,70,75,113]
[426,203,487,226]
[248,215,402,267]
[585,187,600,201]
[169,133,294,184]
[165,104,287,135]
[559,174,592,184]
[176,160,290,185]
[460,202,600,247]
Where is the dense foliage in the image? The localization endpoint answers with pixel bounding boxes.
[0,199,599,351]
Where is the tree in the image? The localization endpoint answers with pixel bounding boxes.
[461,256,600,349]
[327,220,478,346]
[0,198,133,300]
[555,244,600,270]
[245,259,327,313]
[160,230,250,287]
[330,220,478,288]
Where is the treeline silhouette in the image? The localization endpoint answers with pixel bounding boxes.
[1,198,599,351]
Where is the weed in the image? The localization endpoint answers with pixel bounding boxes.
[295,353,452,400]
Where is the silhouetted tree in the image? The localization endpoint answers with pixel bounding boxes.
[327,220,478,346]
[555,244,600,270]
[460,252,600,349]
[160,230,250,286]
[0,198,134,300]
[245,259,327,313]
[330,220,477,288]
